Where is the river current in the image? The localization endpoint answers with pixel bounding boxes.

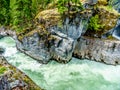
[0,37,120,90]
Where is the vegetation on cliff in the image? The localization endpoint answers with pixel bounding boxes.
[0,0,120,38]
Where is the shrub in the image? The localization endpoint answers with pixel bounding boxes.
[88,15,101,31]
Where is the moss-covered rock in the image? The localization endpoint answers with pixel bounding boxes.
[0,56,42,90]
[97,0,108,5]
[86,4,120,37]
[36,8,61,27]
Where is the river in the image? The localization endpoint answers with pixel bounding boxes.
[0,37,120,90]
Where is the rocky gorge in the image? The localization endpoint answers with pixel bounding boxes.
[0,0,120,90]
[9,0,119,65]
[0,0,120,65]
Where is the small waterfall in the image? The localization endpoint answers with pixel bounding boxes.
[0,37,120,90]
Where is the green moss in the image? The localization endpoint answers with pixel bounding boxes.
[98,5,120,16]
[88,15,103,31]
[0,66,7,75]
[57,0,84,14]
[97,0,108,5]
[107,35,116,40]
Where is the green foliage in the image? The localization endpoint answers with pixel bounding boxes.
[11,0,32,25]
[88,15,102,31]
[57,0,83,14]
[10,0,36,32]
[33,0,53,11]
[0,66,7,74]
[57,0,69,14]
[0,0,84,32]
[0,0,10,25]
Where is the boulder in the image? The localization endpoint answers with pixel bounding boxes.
[0,56,41,90]
[16,30,75,63]
[85,6,119,38]
[74,36,120,65]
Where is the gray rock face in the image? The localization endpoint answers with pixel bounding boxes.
[0,27,16,39]
[51,13,91,40]
[16,31,75,63]
[112,24,120,40]
[0,76,10,90]
[74,37,120,65]
[102,16,120,40]
[110,0,120,12]
[0,56,41,90]
[16,33,51,63]
[10,80,27,90]
[0,76,27,90]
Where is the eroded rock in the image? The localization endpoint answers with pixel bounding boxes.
[74,37,120,65]
[16,30,75,63]
[0,56,41,90]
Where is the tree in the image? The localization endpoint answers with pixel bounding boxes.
[11,0,34,30]
[0,0,10,25]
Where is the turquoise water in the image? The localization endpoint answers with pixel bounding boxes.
[0,37,120,90]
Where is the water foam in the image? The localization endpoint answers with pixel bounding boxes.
[0,37,120,90]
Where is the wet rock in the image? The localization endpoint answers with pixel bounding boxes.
[16,30,75,63]
[109,0,120,13]
[0,76,10,90]
[112,24,120,40]
[50,30,75,63]
[0,56,41,90]
[0,47,5,54]
[10,80,27,90]
[0,27,16,39]
[52,13,91,40]
[74,37,120,65]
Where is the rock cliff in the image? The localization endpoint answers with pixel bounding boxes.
[74,37,120,65]
[0,0,120,65]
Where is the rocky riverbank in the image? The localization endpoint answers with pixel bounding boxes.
[0,56,42,90]
[74,36,120,65]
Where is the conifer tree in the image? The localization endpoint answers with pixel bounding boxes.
[11,0,33,29]
[0,0,10,25]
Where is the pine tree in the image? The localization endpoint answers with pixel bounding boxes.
[0,0,10,25]
[11,0,34,30]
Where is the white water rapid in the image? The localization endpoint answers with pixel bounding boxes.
[0,37,120,90]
